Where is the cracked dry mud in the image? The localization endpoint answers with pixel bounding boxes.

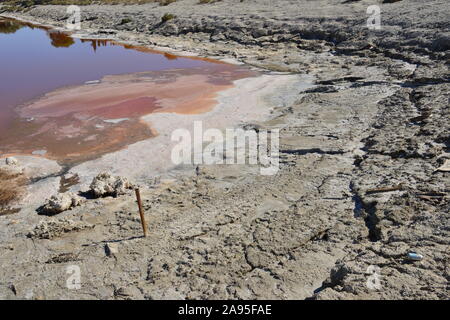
[0,0,449,299]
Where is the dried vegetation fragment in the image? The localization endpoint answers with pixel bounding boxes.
[0,167,27,216]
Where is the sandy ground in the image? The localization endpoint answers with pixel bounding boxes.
[0,0,449,300]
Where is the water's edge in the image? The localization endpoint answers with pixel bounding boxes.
[0,14,315,208]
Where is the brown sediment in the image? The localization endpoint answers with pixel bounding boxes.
[0,114,155,165]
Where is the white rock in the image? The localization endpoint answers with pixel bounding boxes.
[5,157,18,166]
[436,159,450,172]
[89,172,133,197]
[105,243,119,257]
[40,193,85,215]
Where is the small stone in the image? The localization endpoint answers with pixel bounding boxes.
[105,243,119,257]
[406,252,423,261]
[5,157,18,166]
[436,159,450,172]
[40,193,85,215]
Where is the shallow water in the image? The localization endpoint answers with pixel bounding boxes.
[0,18,255,164]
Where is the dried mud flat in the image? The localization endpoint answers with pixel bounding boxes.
[0,0,449,299]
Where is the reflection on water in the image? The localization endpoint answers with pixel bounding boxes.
[0,18,183,53]
[0,19,24,34]
[164,52,178,60]
[48,31,75,48]
[0,18,96,49]
[80,38,109,52]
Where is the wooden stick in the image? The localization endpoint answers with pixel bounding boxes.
[135,188,148,237]
[366,184,403,194]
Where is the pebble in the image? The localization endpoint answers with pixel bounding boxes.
[105,243,119,257]
[407,252,423,261]
[5,157,18,166]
